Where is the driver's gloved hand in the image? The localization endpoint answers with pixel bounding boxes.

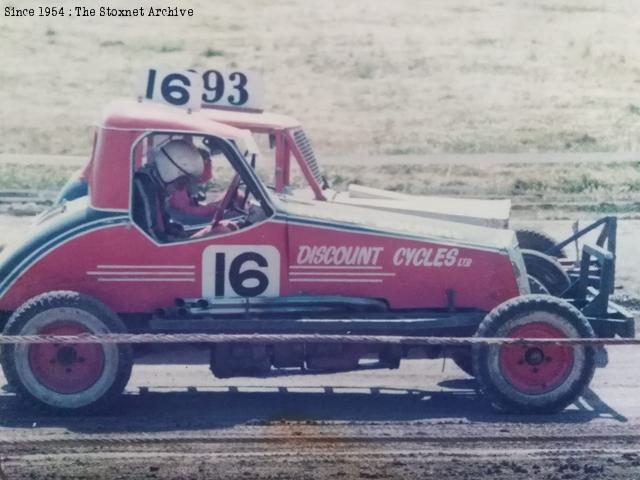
[190,221,236,238]
[166,222,185,236]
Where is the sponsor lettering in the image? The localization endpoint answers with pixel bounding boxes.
[296,245,383,266]
[392,247,472,268]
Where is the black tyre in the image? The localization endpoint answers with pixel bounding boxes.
[516,229,565,258]
[472,295,595,414]
[1,291,133,413]
[528,275,549,294]
[522,249,571,297]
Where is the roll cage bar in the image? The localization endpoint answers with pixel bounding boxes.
[273,128,328,201]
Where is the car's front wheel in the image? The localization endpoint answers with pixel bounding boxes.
[1,291,132,413]
[472,295,595,414]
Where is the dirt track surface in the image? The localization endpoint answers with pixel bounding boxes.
[1,348,640,479]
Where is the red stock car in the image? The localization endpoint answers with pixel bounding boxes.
[0,100,633,414]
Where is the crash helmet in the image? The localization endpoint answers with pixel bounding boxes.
[152,140,205,184]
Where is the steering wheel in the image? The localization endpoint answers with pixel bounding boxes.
[211,173,242,229]
[234,178,251,212]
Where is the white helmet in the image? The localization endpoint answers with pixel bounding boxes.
[152,140,204,184]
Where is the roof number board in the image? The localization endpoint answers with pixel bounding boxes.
[137,68,264,112]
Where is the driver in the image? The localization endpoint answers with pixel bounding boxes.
[165,148,222,225]
[152,139,237,234]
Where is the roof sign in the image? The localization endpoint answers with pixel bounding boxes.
[201,68,264,112]
[137,68,264,113]
[137,68,202,112]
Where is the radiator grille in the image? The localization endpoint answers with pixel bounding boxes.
[292,129,324,186]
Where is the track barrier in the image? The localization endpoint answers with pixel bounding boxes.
[0,333,637,346]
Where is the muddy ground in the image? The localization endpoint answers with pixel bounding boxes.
[1,347,640,479]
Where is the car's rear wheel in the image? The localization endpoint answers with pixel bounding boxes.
[528,275,549,294]
[472,295,595,413]
[1,291,132,413]
[522,249,571,297]
[516,229,565,258]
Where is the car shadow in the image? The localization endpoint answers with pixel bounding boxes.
[438,378,628,423]
[0,382,627,434]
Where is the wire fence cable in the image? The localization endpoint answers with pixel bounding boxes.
[0,333,637,346]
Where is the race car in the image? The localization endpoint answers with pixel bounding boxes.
[54,103,600,292]
[2,100,632,415]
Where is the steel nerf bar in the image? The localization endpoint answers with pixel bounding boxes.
[0,333,639,346]
[550,216,616,257]
[576,243,614,316]
[552,216,616,285]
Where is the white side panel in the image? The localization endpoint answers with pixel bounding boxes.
[337,185,511,229]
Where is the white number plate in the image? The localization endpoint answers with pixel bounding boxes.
[137,68,203,111]
[201,68,263,111]
[202,245,280,298]
[137,68,264,112]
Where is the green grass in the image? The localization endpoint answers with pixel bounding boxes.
[2,159,638,220]
[0,164,78,190]
[316,160,640,206]
[625,180,640,192]
[559,174,608,194]
[537,4,603,13]
[5,0,640,156]
[202,48,224,58]
[148,43,183,53]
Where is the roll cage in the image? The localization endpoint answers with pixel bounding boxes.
[199,109,330,201]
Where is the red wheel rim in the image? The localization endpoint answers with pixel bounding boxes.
[28,322,105,394]
[499,322,574,395]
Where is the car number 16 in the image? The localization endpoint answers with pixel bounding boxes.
[202,246,280,298]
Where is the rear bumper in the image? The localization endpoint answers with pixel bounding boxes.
[561,217,636,338]
[586,301,636,338]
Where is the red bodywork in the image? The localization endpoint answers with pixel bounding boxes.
[0,101,521,316]
[2,220,519,313]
